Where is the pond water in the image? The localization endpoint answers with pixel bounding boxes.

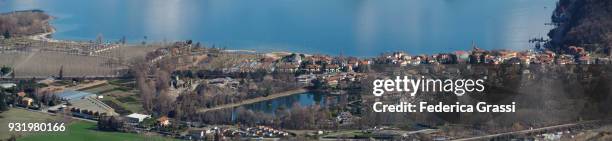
[239,92,340,114]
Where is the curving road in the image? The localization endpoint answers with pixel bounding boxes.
[453,120,603,141]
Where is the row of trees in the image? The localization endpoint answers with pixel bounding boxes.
[132,57,175,116]
[98,116,124,131]
[0,89,9,112]
[190,103,338,130]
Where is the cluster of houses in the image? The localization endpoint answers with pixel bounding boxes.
[242,126,290,138]
[0,83,32,108]
[273,54,369,73]
[215,52,369,74]
[0,83,48,109]
[206,77,240,89]
[1,79,119,120]
[210,45,612,91]
[336,111,354,125]
[148,120,294,140]
[148,42,612,96]
[16,91,34,108]
[87,43,121,55]
[375,46,611,66]
[185,126,290,140]
[315,72,366,89]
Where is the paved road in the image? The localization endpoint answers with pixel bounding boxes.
[453,120,600,141]
[197,88,309,113]
[373,129,439,137]
[1,75,120,79]
[1,70,12,78]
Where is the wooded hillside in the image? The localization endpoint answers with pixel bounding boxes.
[0,10,51,38]
[550,0,612,55]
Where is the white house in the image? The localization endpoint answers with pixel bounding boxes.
[125,113,151,123]
[0,83,16,89]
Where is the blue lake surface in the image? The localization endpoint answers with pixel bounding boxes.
[240,92,340,114]
[0,0,556,56]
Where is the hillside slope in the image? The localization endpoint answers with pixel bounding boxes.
[549,0,612,56]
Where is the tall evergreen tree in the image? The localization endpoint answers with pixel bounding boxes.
[0,90,8,112]
[58,65,64,80]
[2,30,9,39]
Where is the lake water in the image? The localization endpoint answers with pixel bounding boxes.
[0,0,556,56]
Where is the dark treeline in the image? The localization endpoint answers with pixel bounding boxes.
[98,116,125,131]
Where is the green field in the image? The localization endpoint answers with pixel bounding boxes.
[81,84,118,94]
[18,121,176,141]
[322,130,374,139]
[0,108,61,140]
[80,82,144,114]
[101,94,143,114]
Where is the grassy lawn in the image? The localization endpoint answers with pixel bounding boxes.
[0,108,61,140]
[19,121,176,141]
[108,79,134,86]
[322,130,373,139]
[101,95,143,114]
[81,84,118,94]
[80,82,144,114]
[121,101,144,113]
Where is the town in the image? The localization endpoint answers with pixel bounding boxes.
[1,33,611,140]
[1,1,612,140]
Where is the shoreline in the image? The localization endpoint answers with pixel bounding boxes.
[27,17,60,43]
[20,16,537,58]
[21,16,540,58]
[196,87,309,113]
[28,27,57,42]
[16,9,608,62]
